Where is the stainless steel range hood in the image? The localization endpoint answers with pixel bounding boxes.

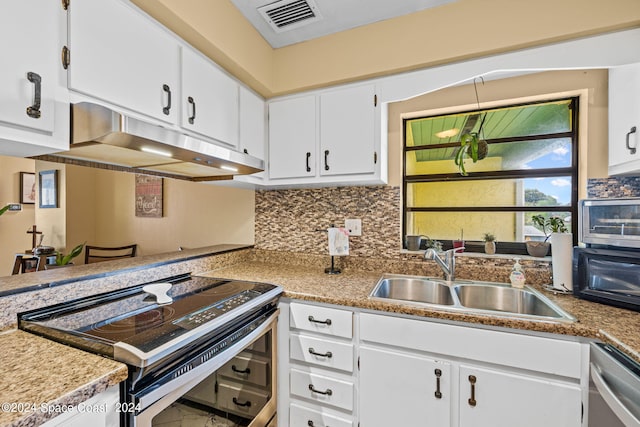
[45,102,263,181]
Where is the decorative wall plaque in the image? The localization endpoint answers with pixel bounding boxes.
[135,174,163,218]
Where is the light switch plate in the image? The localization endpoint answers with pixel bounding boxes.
[345,219,362,236]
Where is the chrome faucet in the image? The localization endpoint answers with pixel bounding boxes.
[424,247,465,281]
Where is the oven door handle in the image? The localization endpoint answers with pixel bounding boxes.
[591,364,640,427]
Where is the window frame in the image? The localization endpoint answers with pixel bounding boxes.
[402,96,579,253]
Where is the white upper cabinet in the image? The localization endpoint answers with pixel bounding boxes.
[181,48,239,147]
[320,84,376,176]
[609,63,640,175]
[68,0,180,124]
[267,83,384,186]
[0,0,68,157]
[239,86,265,161]
[268,95,317,180]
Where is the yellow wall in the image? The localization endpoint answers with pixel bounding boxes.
[65,166,255,262]
[0,157,36,274]
[132,0,640,96]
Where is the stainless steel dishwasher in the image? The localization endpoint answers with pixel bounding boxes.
[589,342,640,427]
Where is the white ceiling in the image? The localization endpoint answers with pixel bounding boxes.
[230,0,456,48]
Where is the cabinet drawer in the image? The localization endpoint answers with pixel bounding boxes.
[360,313,583,379]
[290,402,353,427]
[290,333,354,372]
[218,353,270,387]
[216,381,269,418]
[290,368,354,411]
[290,303,353,338]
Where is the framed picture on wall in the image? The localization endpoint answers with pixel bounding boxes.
[135,174,163,218]
[20,172,36,204]
[39,170,58,209]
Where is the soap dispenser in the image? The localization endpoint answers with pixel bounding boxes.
[510,257,526,288]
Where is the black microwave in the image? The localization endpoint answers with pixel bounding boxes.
[573,246,640,312]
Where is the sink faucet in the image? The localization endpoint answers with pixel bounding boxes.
[424,247,465,281]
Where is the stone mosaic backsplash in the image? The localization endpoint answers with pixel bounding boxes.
[255,186,401,258]
[587,176,640,198]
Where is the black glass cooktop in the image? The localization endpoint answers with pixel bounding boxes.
[19,274,281,359]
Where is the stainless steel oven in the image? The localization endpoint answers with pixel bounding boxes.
[574,198,640,312]
[19,274,282,427]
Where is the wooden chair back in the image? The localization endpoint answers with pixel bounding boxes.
[84,244,137,264]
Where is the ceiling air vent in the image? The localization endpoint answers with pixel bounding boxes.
[258,0,322,33]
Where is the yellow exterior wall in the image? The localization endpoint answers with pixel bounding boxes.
[133,0,640,96]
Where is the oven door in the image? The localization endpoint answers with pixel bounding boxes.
[573,247,640,312]
[130,311,278,427]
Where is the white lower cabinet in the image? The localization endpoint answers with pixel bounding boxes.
[279,301,587,427]
[458,364,582,427]
[359,345,451,427]
[40,385,119,427]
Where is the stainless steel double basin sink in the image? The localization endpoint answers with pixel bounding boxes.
[369,274,575,322]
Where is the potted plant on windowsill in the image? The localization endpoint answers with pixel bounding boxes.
[483,232,496,254]
[526,215,568,257]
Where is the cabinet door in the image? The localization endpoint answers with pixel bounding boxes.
[239,86,266,161]
[359,346,450,427]
[181,48,239,147]
[458,364,582,427]
[268,96,316,179]
[609,63,640,175]
[68,0,179,124]
[0,0,57,134]
[320,84,376,176]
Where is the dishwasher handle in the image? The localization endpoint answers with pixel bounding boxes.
[591,363,640,427]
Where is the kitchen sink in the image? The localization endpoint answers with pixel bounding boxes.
[453,284,567,318]
[370,277,455,305]
[369,274,575,322]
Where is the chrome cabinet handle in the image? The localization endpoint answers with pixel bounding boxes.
[324,149,330,171]
[626,126,637,154]
[434,368,443,399]
[231,364,250,375]
[468,375,477,407]
[308,315,332,326]
[308,347,333,358]
[187,96,196,124]
[306,152,311,172]
[232,397,251,407]
[309,384,332,396]
[26,72,42,119]
[162,84,172,115]
[308,421,330,427]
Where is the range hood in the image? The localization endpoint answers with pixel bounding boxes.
[44,103,263,181]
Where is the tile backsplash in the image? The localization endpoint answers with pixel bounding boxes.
[587,176,640,198]
[255,186,401,258]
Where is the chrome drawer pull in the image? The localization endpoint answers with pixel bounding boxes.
[232,397,252,407]
[26,72,42,119]
[308,315,332,326]
[626,126,637,154]
[308,384,333,396]
[231,364,251,375]
[308,421,330,427]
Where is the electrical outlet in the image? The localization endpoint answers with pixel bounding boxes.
[345,219,362,236]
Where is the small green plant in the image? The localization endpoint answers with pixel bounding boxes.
[531,215,568,242]
[482,232,496,242]
[425,238,443,252]
[55,242,85,265]
[454,133,489,176]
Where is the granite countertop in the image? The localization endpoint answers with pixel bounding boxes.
[0,330,127,427]
[203,260,640,362]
